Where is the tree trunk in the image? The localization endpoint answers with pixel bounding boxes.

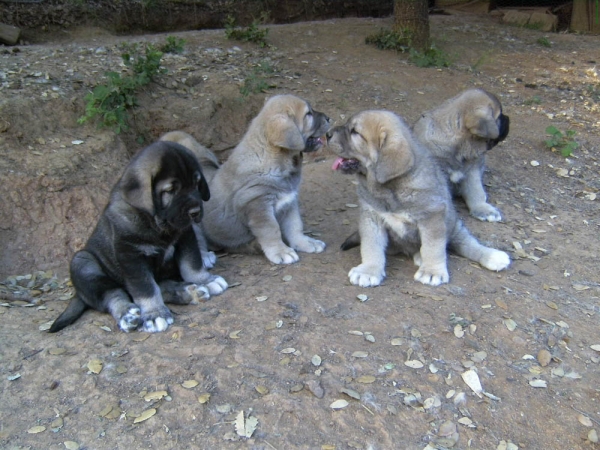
[393,0,430,52]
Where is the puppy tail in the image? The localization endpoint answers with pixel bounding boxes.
[340,231,361,251]
[48,295,88,333]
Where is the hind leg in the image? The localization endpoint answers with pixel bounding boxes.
[71,251,141,332]
[450,221,510,271]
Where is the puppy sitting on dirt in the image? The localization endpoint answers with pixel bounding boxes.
[328,110,510,287]
[49,141,228,333]
[162,95,332,265]
[413,88,510,222]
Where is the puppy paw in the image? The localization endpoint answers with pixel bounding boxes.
[264,246,299,264]
[205,275,228,296]
[470,204,502,222]
[479,249,510,271]
[184,283,211,304]
[118,306,142,332]
[414,266,449,286]
[348,264,385,287]
[291,236,326,254]
[201,250,217,269]
[141,308,174,333]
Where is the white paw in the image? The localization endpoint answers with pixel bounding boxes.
[142,316,173,333]
[201,250,217,269]
[206,275,228,295]
[470,204,502,222]
[414,266,449,286]
[480,249,510,271]
[118,306,141,332]
[185,284,210,304]
[348,264,385,287]
[264,246,299,264]
[291,236,326,254]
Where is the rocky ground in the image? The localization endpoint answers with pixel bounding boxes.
[1,11,600,450]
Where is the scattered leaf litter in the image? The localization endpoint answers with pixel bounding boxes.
[330,399,349,409]
[133,408,156,423]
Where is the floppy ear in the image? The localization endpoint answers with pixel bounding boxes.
[464,109,499,139]
[266,114,305,151]
[120,150,160,215]
[198,172,210,202]
[374,132,415,184]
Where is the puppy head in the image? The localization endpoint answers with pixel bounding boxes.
[261,95,332,153]
[120,141,210,231]
[328,110,415,184]
[462,89,510,145]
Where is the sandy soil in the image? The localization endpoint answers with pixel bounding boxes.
[1,12,600,450]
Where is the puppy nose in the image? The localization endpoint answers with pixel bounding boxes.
[189,206,202,222]
[326,131,333,140]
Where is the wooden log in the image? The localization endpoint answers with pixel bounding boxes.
[0,22,21,46]
[571,0,600,34]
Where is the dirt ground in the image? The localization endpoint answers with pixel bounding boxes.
[1,12,600,450]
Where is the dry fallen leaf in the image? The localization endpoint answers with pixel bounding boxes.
[589,429,599,443]
[591,345,600,352]
[27,425,46,434]
[352,351,368,358]
[356,375,376,384]
[255,385,269,395]
[311,354,322,366]
[503,318,517,331]
[330,399,349,409]
[578,414,594,427]
[404,360,424,369]
[87,359,103,374]
[182,380,199,389]
[340,388,361,400]
[229,329,242,339]
[537,349,552,367]
[390,338,403,346]
[134,408,156,424]
[281,347,296,354]
[64,441,80,450]
[234,410,258,438]
[529,379,547,388]
[461,369,483,398]
[198,393,211,404]
[144,390,168,402]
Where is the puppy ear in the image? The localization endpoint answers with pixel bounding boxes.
[120,147,160,215]
[266,114,305,151]
[374,132,415,184]
[198,172,210,202]
[465,109,499,139]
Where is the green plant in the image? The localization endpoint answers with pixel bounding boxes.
[224,16,269,47]
[586,84,600,103]
[239,60,276,96]
[160,36,186,54]
[470,50,493,72]
[537,36,551,47]
[365,28,412,52]
[544,125,579,157]
[409,45,452,68]
[78,42,166,133]
[524,21,544,31]
[523,95,542,106]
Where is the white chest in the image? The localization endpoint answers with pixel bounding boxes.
[449,170,464,183]
[379,211,415,237]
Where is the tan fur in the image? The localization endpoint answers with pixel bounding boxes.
[413,88,509,222]
[329,110,510,287]
[162,95,332,265]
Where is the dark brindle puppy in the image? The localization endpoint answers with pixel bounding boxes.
[49,141,228,333]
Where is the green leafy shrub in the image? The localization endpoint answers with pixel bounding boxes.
[78,42,167,133]
[536,37,551,47]
[365,28,411,52]
[408,45,452,68]
[240,60,276,97]
[544,125,578,157]
[160,36,186,54]
[225,16,269,47]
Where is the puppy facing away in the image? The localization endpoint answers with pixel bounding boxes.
[328,110,510,287]
[49,141,228,333]
[162,95,332,265]
[413,88,510,222]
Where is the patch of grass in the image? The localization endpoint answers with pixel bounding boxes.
[523,95,542,106]
[160,36,186,54]
[536,36,551,47]
[544,125,579,157]
[586,84,600,103]
[409,45,452,68]
[225,16,269,47]
[524,21,544,31]
[239,60,276,97]
[78,41,167,133]
[470,50,493,72]
[365,28,411,52]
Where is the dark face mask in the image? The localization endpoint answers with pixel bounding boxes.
[487,113,510,150]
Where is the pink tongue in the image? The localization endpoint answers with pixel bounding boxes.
[332,157,345,171]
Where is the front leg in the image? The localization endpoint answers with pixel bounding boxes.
[281,200,326,254]
[414,210,449,286]
[246,200,299,264]
[120,259,173,333]
[348,210,387,287]
[176,227,228,297]
[460,163,501,222]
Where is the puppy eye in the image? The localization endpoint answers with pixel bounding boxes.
[306,111,313,118]
[350,128,359,135]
